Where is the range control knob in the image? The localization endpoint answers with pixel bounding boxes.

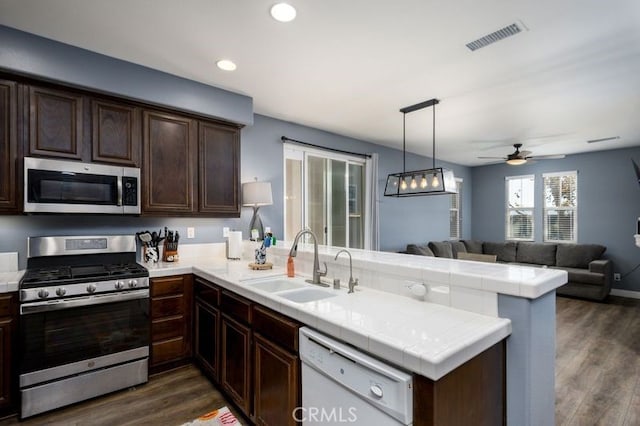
[115,281,125,290]
[87,284,97,294]
[56,288,67,297]
[370,384,383,399]
[128,279,138,288]
[37,289,49,299]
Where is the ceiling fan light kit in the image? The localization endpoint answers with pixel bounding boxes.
[384,98,457,197]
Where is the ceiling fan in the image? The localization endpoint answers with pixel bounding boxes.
[477,143,565,165]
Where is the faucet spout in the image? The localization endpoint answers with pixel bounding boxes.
[290,229,328,287]
[334,249,358,293]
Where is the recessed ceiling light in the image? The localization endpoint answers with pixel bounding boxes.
[216,59,237,71]
[270,3,296,22]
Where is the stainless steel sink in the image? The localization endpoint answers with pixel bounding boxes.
[246,278,307,293]
[278,288,338,303]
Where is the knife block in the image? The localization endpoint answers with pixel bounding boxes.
[163,241,179,262]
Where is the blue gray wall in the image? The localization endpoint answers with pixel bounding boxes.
[472,146,640,291]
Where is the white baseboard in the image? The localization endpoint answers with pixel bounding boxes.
[610,289,640,299]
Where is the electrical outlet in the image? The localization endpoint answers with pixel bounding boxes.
[614,273,621,281]
[222,227,230,238]
[187,227,195,239]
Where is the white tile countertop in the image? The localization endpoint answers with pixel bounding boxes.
[0,271,23,293]
[144,256,512,380]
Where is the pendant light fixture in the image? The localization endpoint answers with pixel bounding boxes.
[384,98,457,197]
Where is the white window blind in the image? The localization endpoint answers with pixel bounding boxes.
[505,175,534,241]
[449,179,462,240]
[543,171,577,243]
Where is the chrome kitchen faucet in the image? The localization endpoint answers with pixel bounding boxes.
[289,229,328,287]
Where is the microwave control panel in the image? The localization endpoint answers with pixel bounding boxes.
[122,177,138,206]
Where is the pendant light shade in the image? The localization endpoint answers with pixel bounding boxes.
[384,98,457,197]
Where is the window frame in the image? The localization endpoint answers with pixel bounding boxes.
[505,174,535,242]
[283,143,368,248]
[449,178,463,241]
[542,171,578,243]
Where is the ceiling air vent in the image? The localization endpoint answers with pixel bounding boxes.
[587,136,620,144]
[466,22,525,51]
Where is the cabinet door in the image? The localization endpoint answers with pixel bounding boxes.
[142,110,197,214]
[254,333,299,426]
[198,121,240,216]
[92,99,141,166]
[0,80,18,212]
[28,86,84,160]
[221,314,251,416]
[194,299,220,383]
[0,294,16,415]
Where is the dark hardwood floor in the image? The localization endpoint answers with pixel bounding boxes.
[0,365,243,426]
[556,295,640,426]
[0,296,638,425]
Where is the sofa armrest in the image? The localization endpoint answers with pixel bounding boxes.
[589,259,611,275]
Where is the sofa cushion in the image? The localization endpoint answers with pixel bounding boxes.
[406,244,434,257]
[516,242,557,266]
[428,241,454,258]
[450,241,467,259]
[462,239,484,254]
[483,241,517,263]
[556,244,606,269]
[551,266,605,286]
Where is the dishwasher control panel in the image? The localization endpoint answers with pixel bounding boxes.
[299,327,413,425]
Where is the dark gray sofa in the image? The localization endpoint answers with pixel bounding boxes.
[405,240,612,301]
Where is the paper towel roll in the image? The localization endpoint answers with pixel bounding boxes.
[227,231,243,259]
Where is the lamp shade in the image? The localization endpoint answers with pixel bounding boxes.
[242,181,273,206]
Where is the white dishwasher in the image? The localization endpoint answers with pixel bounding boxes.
[299,327,413,425]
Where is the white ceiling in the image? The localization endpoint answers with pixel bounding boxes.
[1,0,639,166]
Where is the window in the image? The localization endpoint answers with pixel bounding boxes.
[543,171,577,243]
[449,178,463,240]
[284,144,368,249]
[505,175,534,241]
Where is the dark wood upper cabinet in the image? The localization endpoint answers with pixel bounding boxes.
[0,80,19,213]
[142,110,197,214]
[199,121,240,216]
[28,86,84,160]
[92,99,141,166]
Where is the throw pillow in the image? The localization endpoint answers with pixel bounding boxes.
[461,239,484,254]
[483,241,517,263]
[450,241,467,259]
[516,242,557,266]
[406,244,434,257]
[428,241,454,258]
[556,244,606,269]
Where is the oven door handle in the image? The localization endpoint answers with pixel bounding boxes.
[20,289,149,315]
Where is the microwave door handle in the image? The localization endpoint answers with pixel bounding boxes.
[117,177,123,206]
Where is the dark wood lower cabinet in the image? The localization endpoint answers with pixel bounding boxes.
[150,275,193,373]
[0,294,16,416]
[253,333,299,426]
[413,341,506,426]
[221,314,252,416]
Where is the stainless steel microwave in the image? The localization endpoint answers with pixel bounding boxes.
[24,157,141,214]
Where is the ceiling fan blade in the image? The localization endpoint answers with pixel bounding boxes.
[530,154,566,160]
[477,156,507,159]
[519,150,532,157]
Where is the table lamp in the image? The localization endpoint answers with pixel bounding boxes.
[242,178,273,241]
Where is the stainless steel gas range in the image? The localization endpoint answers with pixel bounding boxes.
[18,235,150,419]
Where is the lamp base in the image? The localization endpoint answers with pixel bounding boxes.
[249,207,264,241]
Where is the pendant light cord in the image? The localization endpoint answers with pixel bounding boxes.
[403,113,406,173]
[432,103,436,169]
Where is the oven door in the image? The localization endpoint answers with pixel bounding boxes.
[19,290,150,385]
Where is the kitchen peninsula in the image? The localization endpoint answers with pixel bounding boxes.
[143,241,566,426]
